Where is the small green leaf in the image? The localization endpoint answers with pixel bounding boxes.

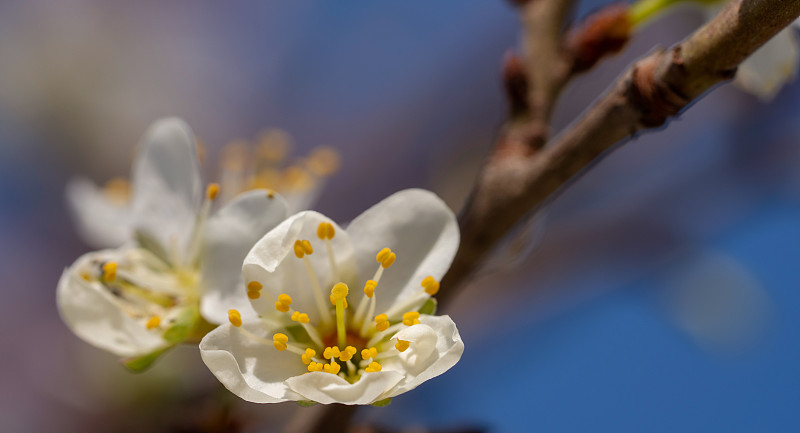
[163,307,200,344]
[418,298,437,315]
[297,400,317,407]
[121,347,171,372]
[371,398,392,407]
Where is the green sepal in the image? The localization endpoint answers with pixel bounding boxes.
[418,298,437,315]
[163,306,200,344]
[371,398,392,407]
[297,400,317,407]
[121,346,172,372]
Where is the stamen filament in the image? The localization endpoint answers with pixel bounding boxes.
[330,283,349,349]
[366,322,404,348]
[324,239,339,282]
[302,256,332,327]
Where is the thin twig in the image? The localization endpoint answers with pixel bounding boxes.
[441,0,800,302]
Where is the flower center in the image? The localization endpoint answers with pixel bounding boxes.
[232,221,441,381]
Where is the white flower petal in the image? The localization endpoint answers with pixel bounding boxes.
[242,211,357,323]
[65,178,131,248]
[345,189,459,318]
[130,118,202,257]
[200,322,305,403]
[735,25,798,101]
[382,315,464,398]
[286,370,404,405]
[200,190,289,324]
[56,250,170,358]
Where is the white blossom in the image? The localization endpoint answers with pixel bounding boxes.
[57,118,288,365]
[200,189,464,404]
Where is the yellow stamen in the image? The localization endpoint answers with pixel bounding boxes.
[376,248,397,269]
[291,311,310,324]
[403,311,421,326]
[256,129,291,163]
[421,276,440,296]
[102,262,117,282]
[307,362,323,372]
[145,315,161,330]
[374,313,390,332]
[323,346,341,360]
[361,347,378,360]
[281,165,313,192]
[248,291,261,300]
[267,189,275,199]
[301,348,316,365]
[363,280,377,298]
[79,272,91,281]
[228,309,243,327]
[331,283,349,348]
[103,177,131,204]
[365,361,382,373]
[275,293,293,313]
[316,222,336,240]
[273,333,289,351]
[339,346,357,362]
[324,362,341,375]
[206,183,220,200]
[395,339,410,352]
[247,281,263,291]
[293,240,314,258]
[305,146,341,177]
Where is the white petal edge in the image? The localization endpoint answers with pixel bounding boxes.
[286,370,404,405]
[242,211,357,323]
[130,117,202,258]
[382,315,464,399]
[345,189,459,318]
[65,178,132,248]
[200,322,305,403]
[200,190,289,324]
[56,250,170,358]
[735,25,799,101]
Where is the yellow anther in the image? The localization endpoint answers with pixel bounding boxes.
[376,248,397,268]
[307,362,323,372]
[145,315,161,330]
[316,222,336,240]
[267,189,275,199]
[273,333,289,351]
[248,291,261,300]
[365,361,382,373]
[103,177,131,204]
[395,339,410,352]
[301,348,316,365]
[293,239,314,258]
[206,183,220,200]
[102,262,117,282]
[306,146,341,176]
[421,276,440,296]
[339,346,357,362]
[247,281,263,292]
[274,293,293,313]
[330,282,349,303]
[323,346,341,360]
[363,280,377,298]
[361,347,378,359]
[79,272,91,281]
[403,311,421,326]
[324,361,342,375]
[228,309,242,327]
[374,313,390,332]
[291,311,310,324]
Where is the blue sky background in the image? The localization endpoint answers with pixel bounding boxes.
[1,1,799,432]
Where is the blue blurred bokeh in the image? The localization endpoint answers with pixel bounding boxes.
[1,1,799,432]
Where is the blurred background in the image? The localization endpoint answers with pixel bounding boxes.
[2,0,800,432]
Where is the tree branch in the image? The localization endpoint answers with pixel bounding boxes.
[441,0,800,302]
